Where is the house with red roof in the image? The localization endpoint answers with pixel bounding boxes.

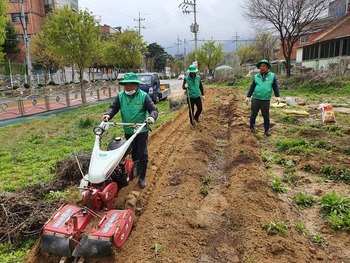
[296,11,350,70]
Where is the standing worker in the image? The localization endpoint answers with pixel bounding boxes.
[246,59,281,136]
[102,72,158,188]
[182,65,205,126]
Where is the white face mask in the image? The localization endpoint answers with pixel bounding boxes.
[125,90,136,95]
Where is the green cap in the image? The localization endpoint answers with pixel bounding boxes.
[187,65,199,73]
[118,72,145,85]
[256,59,271,69]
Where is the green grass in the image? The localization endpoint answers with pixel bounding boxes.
[295,220,308,235]
[318,191,350,231]
[263,221,288,237]
[293,192,316,209]
[271,176,287,193]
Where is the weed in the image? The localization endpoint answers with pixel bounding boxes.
[311,233,327,247]
[0,239,35,263]
[200,187,209,196]
[293,192,315,209]
[263,221,288,237]
[295,220,308,235]
[319,191,350,215]
[319,165,350,184]
[318,191,350,230]
[202,175,212,185]
[76,117,94,129]
[153,243,163,257]
[325,125,341,133]
[345,147,350,155]
[271,177,287,193]
[275,138,311,155]
[280,115,298,123]
[44,190,66,201]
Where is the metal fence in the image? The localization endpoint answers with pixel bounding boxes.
[0,82,120,120]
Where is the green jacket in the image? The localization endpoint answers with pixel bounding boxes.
[118,89,148,134]
[184,74,201,98]
[247,72,280,100]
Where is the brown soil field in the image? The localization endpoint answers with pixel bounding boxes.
[18,86,350,262]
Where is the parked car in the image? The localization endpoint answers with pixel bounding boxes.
[177,74,185,80]
[136,73,171,104]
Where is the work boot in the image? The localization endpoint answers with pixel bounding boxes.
[250,128,255,133]
[265,131,271,136]
[195,117,200,123]
[139,178,147,188]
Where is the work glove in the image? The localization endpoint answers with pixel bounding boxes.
[202,95,205,101]
[183,83,188,89]
[245,97,251,105]
[276,97,281,104]
[102,115,110,121]
[146,116,155,124]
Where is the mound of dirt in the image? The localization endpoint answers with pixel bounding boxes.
[18,86,350,262]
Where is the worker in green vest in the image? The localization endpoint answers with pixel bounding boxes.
[102,72,158,188]
[182,64,205,126]
[246,59,281,136]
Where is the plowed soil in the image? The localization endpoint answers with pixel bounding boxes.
[24,86,350,263]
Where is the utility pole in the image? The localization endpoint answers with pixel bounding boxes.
[134,12,145,35]
[179,0,199,61]
[176,35,182,55]
[20,0,33,89]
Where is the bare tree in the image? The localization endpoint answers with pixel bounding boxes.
[243,0,330,76]
[252,32,278,61]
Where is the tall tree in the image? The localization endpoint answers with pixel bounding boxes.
[3,21,20,58]
[145,43,169,72]
[30,32,61,86]
[42,7,100,103]
[196,40,224,76]
[244,0,330,76]
[0,0,9,61]
[236,44,259,66]
[115,30,146,72]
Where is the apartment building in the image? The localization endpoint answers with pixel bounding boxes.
[6,0,79,62]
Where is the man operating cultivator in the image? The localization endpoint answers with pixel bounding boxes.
[40,72,158,262]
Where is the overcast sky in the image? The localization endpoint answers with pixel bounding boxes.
[78,0,254,56]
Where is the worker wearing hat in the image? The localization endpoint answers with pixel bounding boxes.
[182,64,205,126]
[246,59,281,136]
[102,72,158,188]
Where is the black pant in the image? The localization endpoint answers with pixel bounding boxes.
[187,96,202,125]
[125,132,148,179]
[250,98,270,132]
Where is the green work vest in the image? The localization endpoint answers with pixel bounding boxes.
[185,75,201,98]
[253,72,275,100]
[118,89,148,134]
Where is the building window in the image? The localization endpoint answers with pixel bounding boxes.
[300,35,310,43]
[11,13,28,23]
[320,42,330,58]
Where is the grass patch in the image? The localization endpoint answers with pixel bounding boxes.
[263,221,288,237]
[275,138,311,155]
[293,192,316,209]
[319,165,350,184]
[319,191,350,231]
[271,177,287,193]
